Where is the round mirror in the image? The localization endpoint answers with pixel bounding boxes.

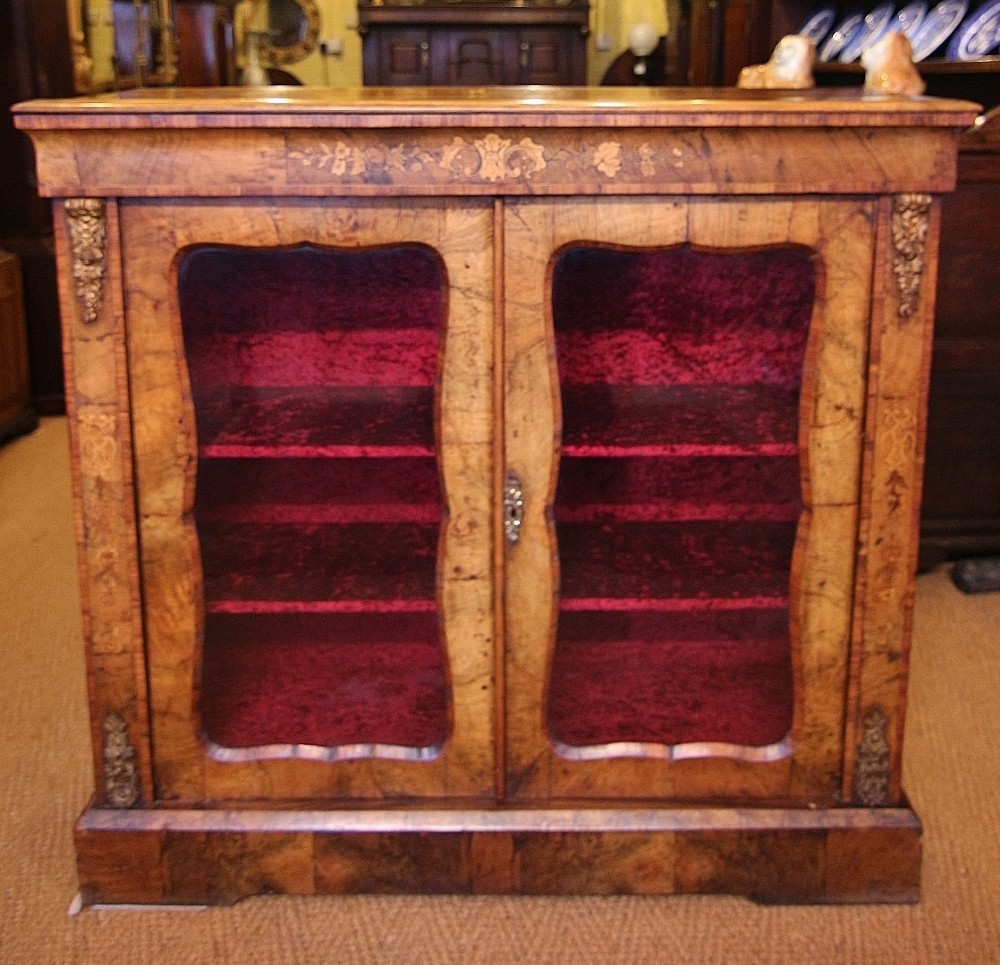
[260,0,321,66]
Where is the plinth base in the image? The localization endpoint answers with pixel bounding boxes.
[74,803,921,906]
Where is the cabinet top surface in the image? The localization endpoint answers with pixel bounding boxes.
[14,86,980,130]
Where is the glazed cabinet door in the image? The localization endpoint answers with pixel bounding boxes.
[502,196,876,804]
[123,198,497,804]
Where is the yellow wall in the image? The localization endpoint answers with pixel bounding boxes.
[84,0,117,88]
[286,0,669,87]
[82,0,669,90]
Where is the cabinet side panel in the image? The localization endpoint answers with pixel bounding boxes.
[53,198,153,807]
[845,194,942,805]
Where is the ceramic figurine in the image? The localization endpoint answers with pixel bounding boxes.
[738,35,816,90]
[862,32,926,96]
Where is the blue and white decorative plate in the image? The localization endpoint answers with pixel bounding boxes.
[909,0,969,59]
[946,0,1000,59]
[838,2,897,62]
[889,0,929,37]
[819,12,866,60]
[798,4,838,46]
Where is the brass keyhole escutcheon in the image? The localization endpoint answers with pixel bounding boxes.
[503,472,524,544]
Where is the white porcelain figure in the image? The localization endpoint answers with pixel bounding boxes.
[738,35,816,90]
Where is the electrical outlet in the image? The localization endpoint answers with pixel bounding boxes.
[320,36,344,56]
[595,34,612,52]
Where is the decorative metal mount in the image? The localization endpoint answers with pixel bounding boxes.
[102,711,139,808]
[891,193,931,319]
[854,707,892,806]
[503,471,524,544]
[65,198,107,325]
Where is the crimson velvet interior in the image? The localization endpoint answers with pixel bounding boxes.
[177,244,450,752]
[548,245,815,751]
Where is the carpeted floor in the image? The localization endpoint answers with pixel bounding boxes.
[1,418,998,964]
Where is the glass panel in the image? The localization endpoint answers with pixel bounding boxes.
[548,244,815,753]
[177,243,449,755]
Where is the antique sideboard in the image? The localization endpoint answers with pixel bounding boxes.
[14,87,978,905]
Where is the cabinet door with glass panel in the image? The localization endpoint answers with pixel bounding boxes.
[503,196,875,804]
[124,198,497,804]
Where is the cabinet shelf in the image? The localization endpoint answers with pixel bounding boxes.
[197,455,441,510]
[555,453,801,521]
[199,520,440,604]
[194,386,436,458]
[557,519,798,602]
[560,385,801,451]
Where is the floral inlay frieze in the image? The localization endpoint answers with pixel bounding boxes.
[288,135,674,185]
[441,134,547,182]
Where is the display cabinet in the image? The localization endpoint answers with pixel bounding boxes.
[14,87,977,905]
[358,1,589,86]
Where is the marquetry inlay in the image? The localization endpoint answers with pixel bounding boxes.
[287,134,683,186]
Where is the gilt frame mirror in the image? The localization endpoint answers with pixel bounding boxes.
[69,0,180,91]
[252,0,321,66]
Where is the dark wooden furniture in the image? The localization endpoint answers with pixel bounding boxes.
[174,0,237,85]
[920,108,1000,568]
[15,87,976,906]
[0,247,38,442]
[666,0,771,85]
[358,1,589,86]
[111,0,237,87]
[0,0,74,415]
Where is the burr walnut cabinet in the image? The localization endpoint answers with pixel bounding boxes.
[14,87,977,905]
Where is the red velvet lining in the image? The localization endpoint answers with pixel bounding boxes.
[178,244,450,752]
[192,386,436,457]
[549,244,814,751]
[200,613,448,749]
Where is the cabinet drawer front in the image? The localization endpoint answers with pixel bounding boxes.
[124,198,497,803]
[503,197,875,804]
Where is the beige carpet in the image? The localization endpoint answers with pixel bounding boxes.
[2,417,999,964]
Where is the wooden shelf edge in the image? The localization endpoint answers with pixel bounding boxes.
[73,802,921,906]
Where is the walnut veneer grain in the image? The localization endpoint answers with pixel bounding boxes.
[13,87,977,904]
